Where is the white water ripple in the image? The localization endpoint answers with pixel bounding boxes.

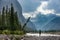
[26,33,60,37]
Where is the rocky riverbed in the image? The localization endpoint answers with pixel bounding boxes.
[23,36,60,40]
[0,34,60,40]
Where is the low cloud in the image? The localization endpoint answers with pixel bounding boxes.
[56,14,60,16]
[23,1,55,19]
[23,12,38,19]
[36,1,55,15]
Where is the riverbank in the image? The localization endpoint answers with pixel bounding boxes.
[0,33,60,40]
[23,36,60,40]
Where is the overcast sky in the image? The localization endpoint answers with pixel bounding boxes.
[18,0,60,30]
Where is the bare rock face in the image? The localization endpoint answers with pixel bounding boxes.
[0,0,36,31]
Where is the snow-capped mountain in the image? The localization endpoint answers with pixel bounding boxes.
[32,13,56,30]
[34,13,60,31]
[44,15,60,31]
[0,0,36,31]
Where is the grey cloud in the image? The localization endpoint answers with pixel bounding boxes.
[46,0,60,13]
[18,0,49,13]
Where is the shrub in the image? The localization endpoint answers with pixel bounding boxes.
[0,30,25,35]
[2,30,10,34]
[0,30,2,34]
[10,31,15,34]
[14,30,24,35]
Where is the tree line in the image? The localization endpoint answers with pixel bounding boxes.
[0,4,30,32]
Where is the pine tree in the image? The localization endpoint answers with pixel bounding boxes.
[14,12,22,30]
[0,11,1,26]
[1,7,5,30]
[14,12,19,30]
[0,11,1,16]
[8,8,11,27]
[9,4,15,30]
[5,5,8,27]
